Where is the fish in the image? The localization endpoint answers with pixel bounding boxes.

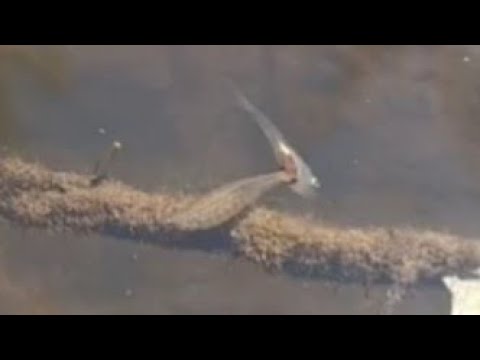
[165,171,289,231]
[226,79,320,197]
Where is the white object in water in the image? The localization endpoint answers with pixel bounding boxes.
[228,81,320,197]
[442,268,480,315]
[91,140,123,185]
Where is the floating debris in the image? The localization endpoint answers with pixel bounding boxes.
[90,140,123,187]
[443,268,480,315]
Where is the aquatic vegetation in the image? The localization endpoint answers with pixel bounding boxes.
[0,156,478,293]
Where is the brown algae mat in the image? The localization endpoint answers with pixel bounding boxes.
[0,156,479,291]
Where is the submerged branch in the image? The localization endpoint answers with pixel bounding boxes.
[0,156,479,287]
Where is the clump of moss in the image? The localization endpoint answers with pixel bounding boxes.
[1,156,479,290]
[232,208,480,285]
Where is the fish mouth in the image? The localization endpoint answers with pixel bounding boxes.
[311,177,321,188]
[278,150,321,196]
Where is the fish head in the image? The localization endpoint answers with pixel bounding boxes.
[278,143,320,197]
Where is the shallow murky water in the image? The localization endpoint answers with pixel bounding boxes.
[2,45,480,314]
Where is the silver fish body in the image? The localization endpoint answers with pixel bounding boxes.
[165,171,289,231]
[228,80,320,198]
